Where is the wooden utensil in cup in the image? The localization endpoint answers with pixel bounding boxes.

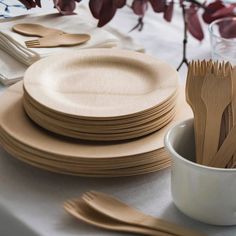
[227,66,236,168]
[64,199,171,236]
[13,23,64,37]
[201,62,233,166]
[210,66,236,168]
[185,60,207,164]
[25,33,90,48]
[82,191,206,236]
[210,123,236,168]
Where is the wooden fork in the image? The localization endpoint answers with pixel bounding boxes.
[201,62,233,166]
[226,66,236,168]
[64,199,171,236]
[185,60,207,164]
[25,33,90,48]
[82,191,206,236]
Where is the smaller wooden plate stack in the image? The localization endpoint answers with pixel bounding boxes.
[23,49,178,141]
[0,49,193,177]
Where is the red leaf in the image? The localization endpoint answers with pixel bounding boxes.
[53,0,76,15]
[149,0,166,13]
[18,0,36,9]
[97,0,117,27]
[132,0,148,15]
[186,4,204,41]
[114,0,126,8]
[219,20,236,39]
[34,0,41,7]
[89,0,104,19]
[164,1,174,22]
[202,0,225,24]
[212,5,235,18]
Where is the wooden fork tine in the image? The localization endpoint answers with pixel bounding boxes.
[200,60,204,75]
[195,61,198,76]
[26,41,39,45]
[191,60,196,75]
[25,39,37,44]
[200,60,204,76]
[186,61,193,85]
[82,193,92,202]
[195,60,199,76]
[186,62,192,101]
[214,61,219,75]
[64,200,76,208]
[222,61,226,76]
[85,192,95,200]
[218,62,223,76]
[25,40,40,48]
[87,192,96,199]
[225,62,232,76]
[221,61,225,76]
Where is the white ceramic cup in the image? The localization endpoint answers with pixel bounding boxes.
[164,118,236,225]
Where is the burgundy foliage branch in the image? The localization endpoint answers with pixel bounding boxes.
[18,0,236,70]
[177,2,188,70]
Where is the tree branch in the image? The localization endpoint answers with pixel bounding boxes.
[177,3,189,71]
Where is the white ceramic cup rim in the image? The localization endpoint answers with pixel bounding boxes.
[164,118,236,173]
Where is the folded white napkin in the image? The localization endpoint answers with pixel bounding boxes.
[0,49,26,85]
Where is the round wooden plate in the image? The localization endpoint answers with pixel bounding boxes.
[23,49,178,119]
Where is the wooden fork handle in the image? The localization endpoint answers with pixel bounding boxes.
[210,125,236,168]
[193,112,206,164]
[202,108,226,166]
[139,216,206,236]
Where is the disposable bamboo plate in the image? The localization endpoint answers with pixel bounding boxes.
[0,82,192,177]
[23,49,178,119]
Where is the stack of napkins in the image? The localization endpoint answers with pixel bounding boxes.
[0,6,143,86]
[0,50,27,85]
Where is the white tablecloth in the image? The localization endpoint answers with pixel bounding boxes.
[0,2,235,236]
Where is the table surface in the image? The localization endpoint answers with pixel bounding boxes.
[0,1,236,236]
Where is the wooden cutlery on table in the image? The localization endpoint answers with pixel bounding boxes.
[64,191,206,236]
[186,60,236,168]
[13,23,90,48]
[25,33,91,48]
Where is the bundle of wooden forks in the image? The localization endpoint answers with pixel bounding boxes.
[186,60,236,168]
[12,23,90,48]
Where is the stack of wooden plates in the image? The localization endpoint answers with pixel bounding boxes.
[23,49,179,141]
[0,83,192,177]
[0,49,193,177]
